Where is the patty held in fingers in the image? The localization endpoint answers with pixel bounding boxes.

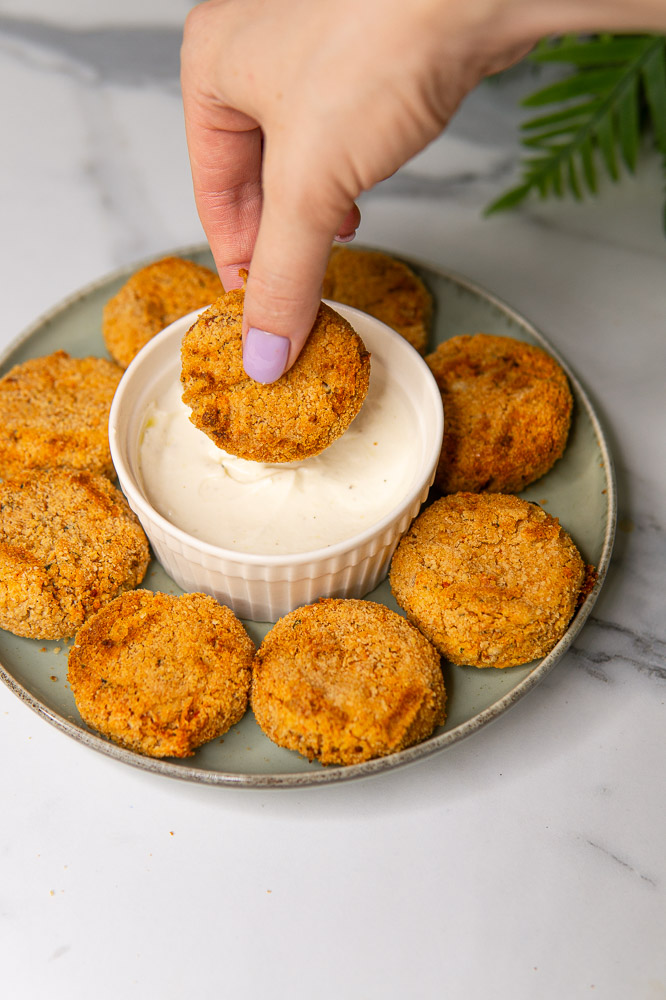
[181,286,370,463]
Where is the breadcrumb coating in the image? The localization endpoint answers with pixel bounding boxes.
[0,351,123,479]
[425,333,572,494]
[390,493,586,669]
[251,598,446,765]
[0,469,150,639]
[103,256,223,368]
[181,288,370,462]
[68,590,254,758]
[323,246,432,353]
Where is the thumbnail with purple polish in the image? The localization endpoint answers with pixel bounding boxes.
[243,327,290,383]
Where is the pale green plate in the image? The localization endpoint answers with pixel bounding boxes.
[0,245,616,787]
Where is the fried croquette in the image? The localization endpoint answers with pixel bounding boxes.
[68,590,254,758]
[322,246,432,353]
[425,333,572,494]
[251,598,446,765]
[0,351,123,479]
[389,492,586,669]
[180,288,371,463]
[103,256,223,368]
[0,469,150,639]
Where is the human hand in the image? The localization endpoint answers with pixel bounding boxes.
[181,0,540,380]
[185,0,623,382]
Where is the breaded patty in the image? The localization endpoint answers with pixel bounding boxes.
[251,598,446,765]
[68,590,254,758]
[181,288,371,463]
[0,469,150,639]
[0,351,122,479]
[389,493,586,669]
[103,256,223,368]
[322,246,432,353]
[425,333,572,494]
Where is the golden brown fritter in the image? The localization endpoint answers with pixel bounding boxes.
[181,288,371,463]
[389,492,586,669]
[103,256,223,368]
[0,351,123,479]
[425,333,572,494]
[0,469,150,639]
[68,590,254,758]
[251,598,446,765]
[322,246,432,353]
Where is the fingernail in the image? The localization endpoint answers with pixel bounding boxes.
[333,230,357,244]
[243,327,290,383]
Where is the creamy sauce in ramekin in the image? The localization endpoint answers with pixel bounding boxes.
[138,363,418,555]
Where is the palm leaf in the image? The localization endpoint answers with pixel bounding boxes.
[521,68,626,107]
[486,33,666,218]
[532,36,653,67]
[641,44,666,152]
[594,112,619,180]
[617,75,640,169]
[579,134,598,192]
[520,100,600,130]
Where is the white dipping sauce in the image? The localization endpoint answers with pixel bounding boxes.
[139,361,418,555]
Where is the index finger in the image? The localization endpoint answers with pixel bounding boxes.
[182,89,263,291]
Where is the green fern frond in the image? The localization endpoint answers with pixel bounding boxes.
[486,33,666,219]
[641,43,666,150]
[531,36,654,67]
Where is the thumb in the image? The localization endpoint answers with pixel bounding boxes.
[241,141,357,384]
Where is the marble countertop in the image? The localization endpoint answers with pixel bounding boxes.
[1,3,664,998]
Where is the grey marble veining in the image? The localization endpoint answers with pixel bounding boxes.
[0,13,182,87]
[572,616,666,683]
[364,157,517,203]
[73,83,183,261]
[582,836,658,888]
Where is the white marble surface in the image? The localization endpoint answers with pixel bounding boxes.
[1,4,665,998]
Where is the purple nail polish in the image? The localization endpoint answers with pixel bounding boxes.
[333,230,357,244]
[243,327,290,383]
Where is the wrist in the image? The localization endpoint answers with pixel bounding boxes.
[484,0,666,48]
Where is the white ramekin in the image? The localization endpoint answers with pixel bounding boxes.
[109,302,443,622]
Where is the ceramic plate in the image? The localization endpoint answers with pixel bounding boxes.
[0,245,616,788]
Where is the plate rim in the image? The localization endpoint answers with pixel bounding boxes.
[0,243,617,789]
